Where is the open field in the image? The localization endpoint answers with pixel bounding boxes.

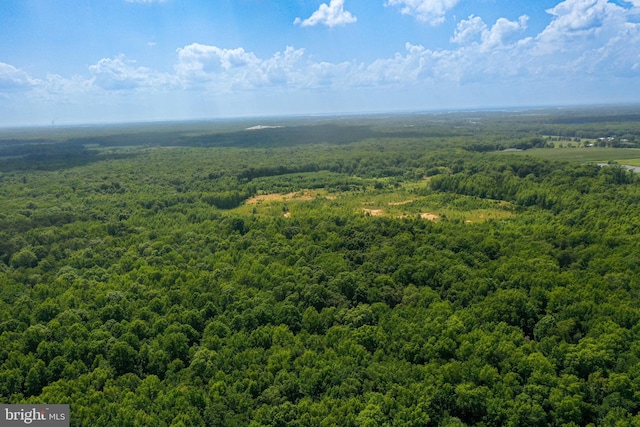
[231,183,515,223]
[502,147,640,163]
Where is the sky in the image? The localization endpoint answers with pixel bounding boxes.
[1,0,640,126]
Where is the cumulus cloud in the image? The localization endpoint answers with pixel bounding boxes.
[0,62,98,102]
[480,16,529,50]
[115,0,640,94]
[5,0,640,112]
[360,0,639,85]
[294,0,357,28]
[451,15,487,44]
[89,55,176,90]
[176,44,259,77]
[0,62,40,92]
[174,43,364,91]
[451,15,529,52]
[451,14,528,48]
[386,0,460,25]
[536,0,628,53]
[546,0,622,31]
[175,44,308,90]
[362,43,432,85]
[262,46,308,85]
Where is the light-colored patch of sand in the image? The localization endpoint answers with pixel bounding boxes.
[246,190,317,204]
[293,192,315,201]
[420,213,440,221]
[246,193,293,203]
[245,125,284,130]
[388,200,415,206]
[363,209,384,216]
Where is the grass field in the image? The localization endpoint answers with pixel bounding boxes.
[231,184,515,224]
[501,147,640,163]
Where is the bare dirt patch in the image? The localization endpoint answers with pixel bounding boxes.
[363,209,384,216]
[420,213,440,221]
[388,200,415,206]
[246,190,317,204]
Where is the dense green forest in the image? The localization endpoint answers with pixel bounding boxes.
[2,107,640,426]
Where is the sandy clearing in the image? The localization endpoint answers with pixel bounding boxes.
[246,190,317,204]
[388,200,415,206]
[245,125,284,130]
[420,213,440,221]
[363,209,384,216]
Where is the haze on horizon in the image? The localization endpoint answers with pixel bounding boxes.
[1,0,640,127]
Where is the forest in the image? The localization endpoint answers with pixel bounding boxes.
[1,106,640,426]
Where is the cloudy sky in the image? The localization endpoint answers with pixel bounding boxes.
[1,0,639,126]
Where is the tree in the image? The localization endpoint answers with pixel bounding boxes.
[109,341,139,376]
[24,359,47,396]
[9,248,38,268]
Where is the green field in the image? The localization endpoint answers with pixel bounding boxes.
[502,147,640,163]
[230,181,515,224]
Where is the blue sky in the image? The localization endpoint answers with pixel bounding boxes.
[1,0,640,126]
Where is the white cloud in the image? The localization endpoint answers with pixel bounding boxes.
[451,15,528,49]
[536,0,628,54]
[40,74,92,96]
[451,15,487,44]
[262,46,308,85]
[0,62,97,103]
[480,16,528,50]
[175,43,368,91]
[66,0,640,95]
[386,0,460,25]
[437,0,640,82]
[363,43,433,85]
[294,0,357,28]
[175,44,308,90]
[175,44,261,90]
[358,0,640,86]
[0,62,40,92]
[176,44,259,74]
[4,0,640,124]
[545,0,622,32]
[89,55,176,90]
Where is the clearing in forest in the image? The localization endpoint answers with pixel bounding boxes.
[246,190,318,204]
[363,209,384,216]
[388,200,415,206]
[503,147,640,164]
[420,213,440,221]
[235,185,514,224]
